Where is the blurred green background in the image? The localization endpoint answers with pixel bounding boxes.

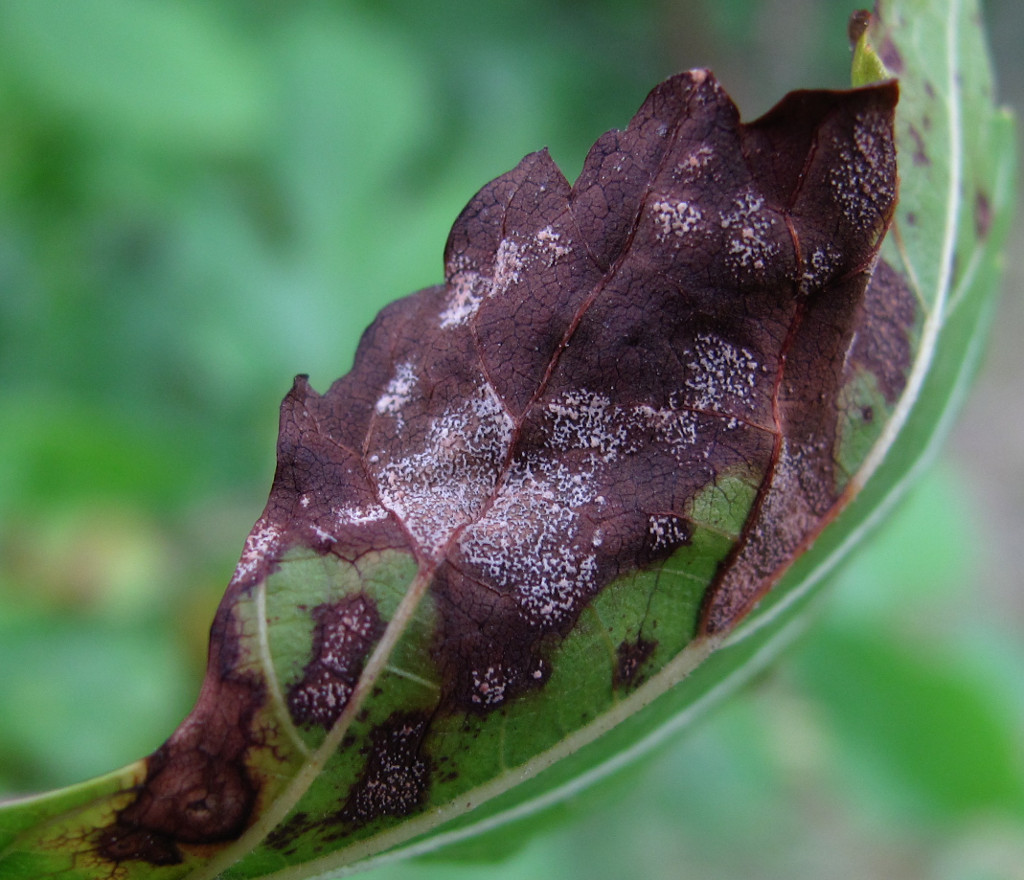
[0,2,1021,878]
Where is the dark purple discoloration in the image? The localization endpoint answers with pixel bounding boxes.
[336,713,431,827]
[615,638,658,688]
[95,68,912,853]
[908,123,931,166]
[288,594,385,728]
[96,605,264,864]
[975,190,992,239]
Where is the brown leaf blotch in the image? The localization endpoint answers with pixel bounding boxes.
[288,594,385,728]
[615,637,658,689]
[848,10,872,47]
[238,69,908,689]
[96,608,263,863]
[335,713,431,828]
[975,190,992,239]
[86,63,917,871]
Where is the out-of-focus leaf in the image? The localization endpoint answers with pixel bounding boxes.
[0,1,1015,878]
[0,613,195,793]
[794,625,1024,820]
[0,0,268,153]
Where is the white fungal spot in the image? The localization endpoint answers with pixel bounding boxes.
[648,514,689,551]
[545,389,636,461]
[675,145,714,179]
[458,454,599,626]
[440,268,490,329]
[802,244,842,290]
[720,189,778,273]
[829,114,893,230]
[684,333,759,412]
[470,665,509,706]
[375,361,419,417]
[440,237,530,329]
[650,197,703,241]
[373,382,514,558]
[333,504,390,526]
[492,237,525,295]
[231,518,282,586]
[646,403,701,462]
[312,525,338,545]
[536,225,570,260]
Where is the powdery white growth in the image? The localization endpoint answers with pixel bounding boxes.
[439,238,529,330]
[674,144,714,179]
[375,361,419,418]
[440,268,491,329]
[638,402,701,462]
[290,596,383,727]
[536,225,570,260]
[458,453,598,626]
[802,243,843,291]
[231,517,283,587]
[312,525,338,546]
[545,390,635,461]
[470,665,509,706]
[829,113,894,230]
[649,197,703,242]
[684,333,759,412]
[492,237,525,296]
[720,188,778,273]
[648,514,689,551]
[373,382,514,559]
[333,504,390,527]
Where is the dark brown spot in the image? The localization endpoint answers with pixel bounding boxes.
[975,190,992,239]
[615,637,657,688]
[95,826,182,866]
[334,713,430,828]
[907,124,930,166]
[848,10,871,47]
[265,811,316,853]
[844,259,917,405]
[96,605,264,865]
[288,594,384,728]
[879,36,904,73]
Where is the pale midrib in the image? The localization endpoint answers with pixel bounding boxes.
[260,634,721,880]
[189,567,434,880]
[268,612,814,880]
[255,582,312,758]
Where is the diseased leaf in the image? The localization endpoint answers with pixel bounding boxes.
[0,1,1014,877]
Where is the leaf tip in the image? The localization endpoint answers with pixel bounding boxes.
[849,10,894,87]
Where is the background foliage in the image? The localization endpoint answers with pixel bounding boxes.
[0,2,1021,878]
